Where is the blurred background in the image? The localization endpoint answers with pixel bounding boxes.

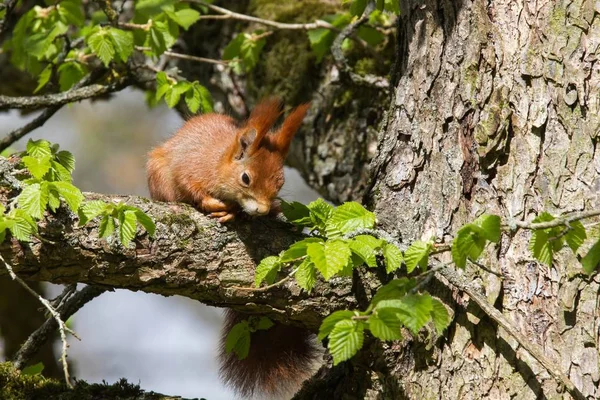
[0,89,319,399]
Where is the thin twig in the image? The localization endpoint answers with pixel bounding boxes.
[0,77,129,110]
[13,285,107,371]
[436,266,586,400]
[467,259,503,277]
[508,210,600,231]
[135,46,229,65]
[118,21,152,31]
[187,0,338,32]
[0,253,79,388]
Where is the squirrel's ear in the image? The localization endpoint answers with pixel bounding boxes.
[274,103,310,155]
[235,128,257,160]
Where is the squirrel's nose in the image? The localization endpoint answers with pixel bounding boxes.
[255,203,270,215]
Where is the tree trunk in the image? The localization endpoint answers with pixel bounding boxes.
[346,0,599,398]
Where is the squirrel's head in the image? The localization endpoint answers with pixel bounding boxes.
[219,99,310,216]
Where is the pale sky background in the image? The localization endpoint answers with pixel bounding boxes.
[0,89,319,399]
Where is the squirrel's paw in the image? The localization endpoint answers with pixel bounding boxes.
[208,211,236,223]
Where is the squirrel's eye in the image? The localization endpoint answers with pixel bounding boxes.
[241,172,251,186]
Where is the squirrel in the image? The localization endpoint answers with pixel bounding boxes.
[146,98,319,398]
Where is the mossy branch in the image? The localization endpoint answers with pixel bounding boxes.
[0,189,355,331]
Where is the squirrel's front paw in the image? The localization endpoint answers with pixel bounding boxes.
[208,211,236,223]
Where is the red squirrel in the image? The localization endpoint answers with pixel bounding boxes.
[146,99,319,398]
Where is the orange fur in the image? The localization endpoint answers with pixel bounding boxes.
[146,100,314,397]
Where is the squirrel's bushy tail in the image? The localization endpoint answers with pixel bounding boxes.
[219,310,321,399]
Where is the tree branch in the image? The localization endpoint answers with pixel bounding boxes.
[0,78,130,111]
[187,0,338,32]
[0,192,355,331]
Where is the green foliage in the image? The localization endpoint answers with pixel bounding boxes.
[155,72,213,113]
[404,240,432,273]
[451,214,501,269]
[223,31,267,74]
[78,201,155,248]
[224,316,274,360]
[86,27,133,66]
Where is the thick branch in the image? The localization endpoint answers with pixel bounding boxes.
[0,193,354,331]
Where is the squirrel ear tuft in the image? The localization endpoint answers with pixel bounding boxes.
[274,103,310,155]
[235,128,257,160]
[247,97,283,155]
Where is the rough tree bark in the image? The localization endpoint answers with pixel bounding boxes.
[356,0,600,398]
[1,0,599,399]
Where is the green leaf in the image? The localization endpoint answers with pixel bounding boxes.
[47,187,61,212]
[308,198,334,229]
[430,298,450,334]
[26,139,52,159]
[529,229,553,266]
[255,317,274,331]
[473,214,501,243]
[21,362,44,376]
[295,258,317,293]
[369,310,402,340]
[318,310,354,341]
[326,202,376,237]
[307,28,333,62]
[349,0,368,16]
[51,181,83,212]
[185,82,213,113]
[404,240,431,272]
[254,256,281,287]
[34,65,52,94]
[49,160,72,183]
[22,155,51,180]
[87,29,115,67]
[57,62,87,91]
[99,214,116,238]
[108,28,134,62]
[164,81,191,108]
[376,0,385,11]
[378,294,433,334]
[382,243,403,273]
[280,200,312,226]
[280,237,323,263]
[147,23,167,56]
[8,209,37,241]
[222,33,244,61]
[78,200,108,225]
[17,183,48,220]
[225,321,251,360]
[349,235,383,268]
[55,150,76,174]
[565,220,586,253]
[57,0,84,26]
[451,227,487,269]
[581,240,600,274]
[329,319,364,365]
[166,8,200,30]
[357,25,385,46]
[371,278,414,306]
[118,210,137,247]
[134,209,156,237]
[384,0,400,14]
[307,240,352,280]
